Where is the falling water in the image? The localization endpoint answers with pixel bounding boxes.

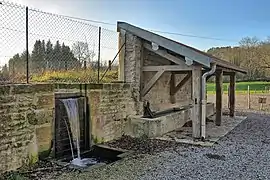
[61,98,96,167]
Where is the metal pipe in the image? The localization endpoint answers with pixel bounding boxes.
[201,63,216,140]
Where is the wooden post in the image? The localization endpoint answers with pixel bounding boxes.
[170,72,176,103]
[108,60,112,70]
[215,69,223,126]
[192,65,202,139]
[229,73,235,117]
[228,85,230,109]
[247,85,250,109]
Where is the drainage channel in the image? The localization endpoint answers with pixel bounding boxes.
[54,96,129,169]
[54,145,128,170]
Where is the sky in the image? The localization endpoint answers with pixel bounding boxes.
[1,0,270,66]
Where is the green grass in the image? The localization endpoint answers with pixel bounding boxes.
[207,81,270,93]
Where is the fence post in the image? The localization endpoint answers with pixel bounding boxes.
[247,85,250,109]
[97,27,101,83]
[108,60,112,71]
[26,6,29,83]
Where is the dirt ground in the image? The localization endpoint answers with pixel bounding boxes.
[207,93,270,112]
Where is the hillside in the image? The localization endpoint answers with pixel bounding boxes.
[207,37,270,81]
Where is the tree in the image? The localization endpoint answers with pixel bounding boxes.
[72,41,95,67]
[61,43,81,70]
[45,40,54,70]
[53,40,62,70]
[0,64,9,81]
[31,40,46,72]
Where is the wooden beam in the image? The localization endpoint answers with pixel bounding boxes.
[141,70,165,97]
[142,65,192,72]
[192,65,202,139]
[229,72,235,117]
[223,71,236,76]
[171,72,192,95]
[206,74,213,81]
[171,71,191,74]
[118,22,211,67]
[215,69,223,126]
[143,43,189,67]
[170,72,176,103]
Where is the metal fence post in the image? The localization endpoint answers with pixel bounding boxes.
[26,6,29,83]
[97,27,101,83]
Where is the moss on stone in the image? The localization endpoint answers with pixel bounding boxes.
[29,152,39,165]
[92,135,105,144]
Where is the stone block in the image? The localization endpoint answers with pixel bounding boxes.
[87,83,103,90]
[12,84,54,94]
[35,124,52,155]
[34,93,54,108]
[0,85,11,96]
[103,84,112,90]
[26,109,53,125]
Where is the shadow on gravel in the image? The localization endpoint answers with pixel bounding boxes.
[104,135,190,154]
[204,153,226,161]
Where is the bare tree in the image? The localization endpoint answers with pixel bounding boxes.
[72,42,95,68]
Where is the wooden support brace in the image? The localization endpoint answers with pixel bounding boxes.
[171,72,192,96]
[141,70,165,97]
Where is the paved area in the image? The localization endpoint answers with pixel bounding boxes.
[55,112,270,180]
[158,115,247,146]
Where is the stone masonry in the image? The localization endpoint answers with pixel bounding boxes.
[0,84,54,173]
[119,31,192,112]
[0,83,137,173]
[143,49,192,111]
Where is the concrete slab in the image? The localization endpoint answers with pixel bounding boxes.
[155,115,247,146]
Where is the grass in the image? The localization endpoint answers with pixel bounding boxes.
[207,81,270,94]
[30,69,118,83]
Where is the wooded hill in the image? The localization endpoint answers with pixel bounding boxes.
[207,37,270,81]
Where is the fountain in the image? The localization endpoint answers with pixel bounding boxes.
[60,98,97,167]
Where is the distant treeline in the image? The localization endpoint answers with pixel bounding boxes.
[207,36,270,81]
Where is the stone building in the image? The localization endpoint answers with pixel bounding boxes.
[117,22,247,139]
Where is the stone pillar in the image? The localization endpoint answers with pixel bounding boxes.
[118,29,126,81]
[124,32,143,114]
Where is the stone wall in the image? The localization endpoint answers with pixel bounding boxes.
[143,49,192,111]
[88,83,136,143]
[0,84,54,173]
[54,83,137,143]
[0,83,137,173]
[120,31,192,112]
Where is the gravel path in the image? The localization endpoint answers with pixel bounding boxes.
[55,112,270,180]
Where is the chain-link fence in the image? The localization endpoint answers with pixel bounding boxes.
[0,1,120,84]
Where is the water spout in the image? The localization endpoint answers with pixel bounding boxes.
[61,98,96,167]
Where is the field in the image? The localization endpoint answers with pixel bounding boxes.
[207,81,270,94]
[207,81,270,112]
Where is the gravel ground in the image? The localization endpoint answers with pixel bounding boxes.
[55,112,270,180]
